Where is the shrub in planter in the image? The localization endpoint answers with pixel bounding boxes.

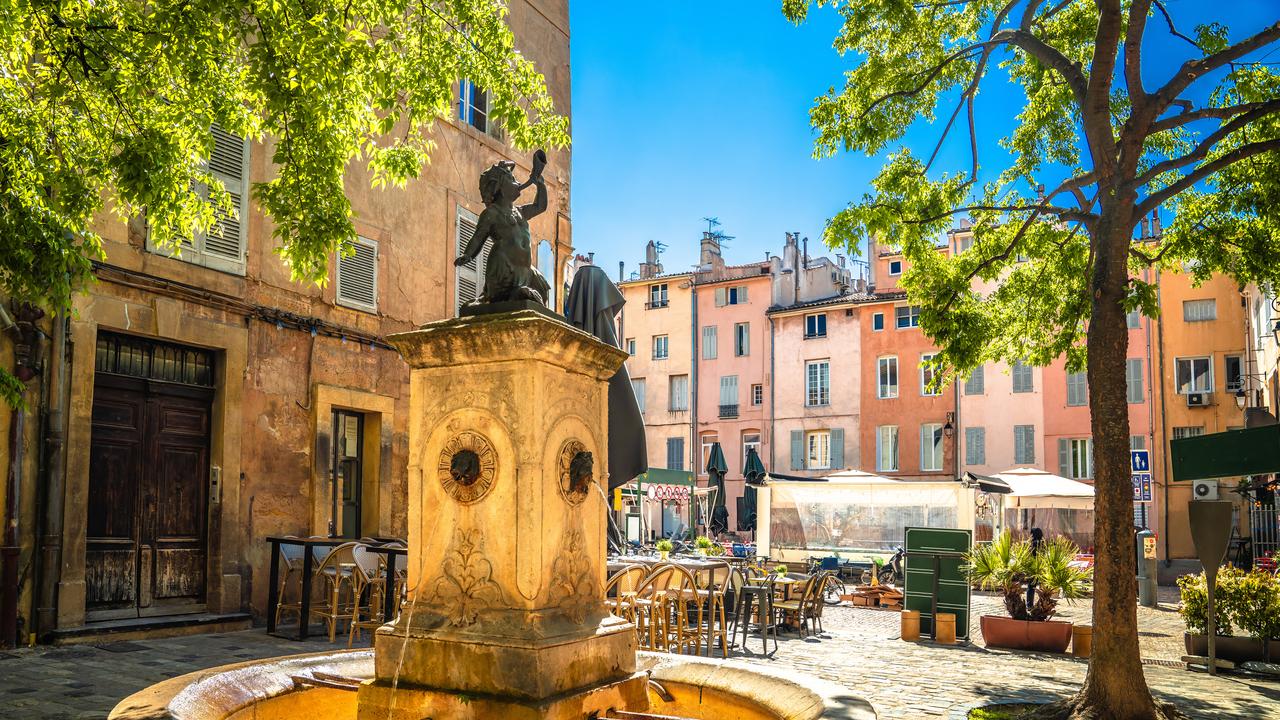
[965,531,1092,652]
[1178,567,1280,662]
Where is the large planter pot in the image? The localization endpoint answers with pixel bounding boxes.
[979,615,1073,653]
[1184,633,1280,663]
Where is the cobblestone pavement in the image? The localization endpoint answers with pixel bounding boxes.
[1,589,1277,719]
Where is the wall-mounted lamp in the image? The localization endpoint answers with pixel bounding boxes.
[943,411,956,438]
[1235,387,1247,410]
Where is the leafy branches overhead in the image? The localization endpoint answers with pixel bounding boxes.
[0,0,569,313]
[784,0,1280,375]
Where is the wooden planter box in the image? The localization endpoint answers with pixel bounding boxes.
[979,615,1073,653]
[1184,633,1280,663]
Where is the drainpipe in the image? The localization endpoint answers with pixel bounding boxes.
[2,305,44,648]
[1155,267,1172,565]
[1143,268,1157,532]
[690,284,698,476]
[768,314,777,471]
[34,311,67,640]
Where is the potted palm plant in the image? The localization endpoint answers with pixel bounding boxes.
[655,538,673,561]
[965,530,1092,653]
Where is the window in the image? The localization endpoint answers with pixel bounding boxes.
[537,241,556,310]
[965,427,986,466]
[336,236,378,312]
[807,430,831,470]
[964,365,985,395]
[1060,438,1094,479]
[895,305,920,329]
[920,423,944,472]
[1183,299,1217,322]
[719,376,738,418]
[625,338,636,355]
[631,378,646,413]
[652,335,669,360]
[806,360,831,406]
[1130,435,1147,451]
[1175,357,1213,393]
[876,426,899,472]
[1126,309,1142,329]
[458,80,501,138]
[1012,361,1034,393]
[878,356,899,399]
[742,433,761,471]
[751,384,763,406]
[668,375,689,412]
[958,234,974,253]
[805,313,827,338]
[648,283,669,309]
[1225,355,1243,392]
[1014,425,1035,464]
[872,313,885,331]
[1126,358,1144,403]
[920,354,940,396]
[888,260,903,275]
[700,434,718,474]
[1172,426,1204,440]
[666,437,685,471]
[149,125,250,275]
[734,322,750,357]
[1066,371,1087,406]
[701,326,718,359]
[714,285,749,306]
[455,205,491,313]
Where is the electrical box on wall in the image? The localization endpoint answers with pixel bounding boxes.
[210,466,222,505]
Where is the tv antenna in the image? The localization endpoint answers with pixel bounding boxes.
[654,241,668,256]
[702,217,720,233]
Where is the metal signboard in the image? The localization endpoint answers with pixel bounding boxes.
[903,527,972,641]
[1171,424,1280,481]
[1131,450,1150,473]
[1132,473,1152,502]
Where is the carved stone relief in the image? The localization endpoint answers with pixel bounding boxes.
[437,430,497,504]
[557,439,594,505]
[548,527,597,624]
[426,527,505,627]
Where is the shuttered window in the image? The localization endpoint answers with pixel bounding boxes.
[1061,438,1094,479]
[830,428,845,469]
[702,326,718,359]
[878,356,898,399]
[964,365,985,395]
[719,375,738,406]
[668,375,689,411]
[877,426,899,472]
[148,124,249,274]
[1126,358,1145,403]
[455,205,491,314]
[1014,425,1035,464]
[1012,361,1034,393]
[920,423,944,471]
[806,360,830,406]
[631,378,646,414]
[790,430,804,470]
[1183,299,1217,322]
[807,430,831,470]
[734,322,750,356]
[666,437,685,471]
[1066,371,1087,406]
[336,237,378,312]
[965,427,986,466]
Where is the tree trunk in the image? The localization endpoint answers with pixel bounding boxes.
[1055,205,1167,719]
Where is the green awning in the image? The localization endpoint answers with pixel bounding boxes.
[1171,424,1280,481]
[638,468,695,486]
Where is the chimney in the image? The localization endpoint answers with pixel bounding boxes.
[618,261,624,282]
[1140,216,1150,238]
[699,231,722,266]
[1151,210,1162,238]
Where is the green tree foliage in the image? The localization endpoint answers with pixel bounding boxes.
[785,2,1278,717]
[0,0,569,406]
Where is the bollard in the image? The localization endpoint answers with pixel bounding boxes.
[935,612,956,644]
[1072,625,1092,657]
[1136,529,1158,608]
[901,610,920,642]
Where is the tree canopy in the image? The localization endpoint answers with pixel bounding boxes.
[0,0,568,404]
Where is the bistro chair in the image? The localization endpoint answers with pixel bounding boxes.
[805,572,834,636]
[772,573,818,639]
[309,542,359,643]
[630,564,677,650]
[347,543,388,647]
[692,561,733,657]
[659,564,704,655]
[604,564,647,621]
[732,571,778,656]
[272,538,308,628]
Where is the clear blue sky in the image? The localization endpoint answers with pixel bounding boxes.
[567,2,1277,282]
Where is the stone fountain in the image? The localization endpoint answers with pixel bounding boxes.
[110,153,875,720]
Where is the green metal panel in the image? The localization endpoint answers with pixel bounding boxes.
[1170,424,1280,481]
[903,527,973,641]
[639,468,695,486]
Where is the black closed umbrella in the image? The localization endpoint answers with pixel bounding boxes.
[741,447,767,537]
[706,443,729,536]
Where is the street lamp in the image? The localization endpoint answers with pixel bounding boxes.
[1235,387,1247,410]
[943,411,955,438]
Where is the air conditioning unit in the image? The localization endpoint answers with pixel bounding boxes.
[1192,479,1219,501]
[1186,392,1211,407]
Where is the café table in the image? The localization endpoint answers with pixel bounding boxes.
[362,543,408,622]
[266,536,348,640]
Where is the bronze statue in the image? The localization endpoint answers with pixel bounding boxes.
[455,150,552,305]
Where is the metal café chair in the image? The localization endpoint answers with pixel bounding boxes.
[733,570,778,656]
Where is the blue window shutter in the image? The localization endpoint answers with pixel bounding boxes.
[1058,438,1071,477]
[790,430,804,470]
[830,428,845,469]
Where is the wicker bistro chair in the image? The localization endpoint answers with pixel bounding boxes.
[659,564,704,655]
[272,539,308,628]
[805,572,835,635]
[309,542,359,643]
[605,564,647,621]
[630,564,677,650]
[347,544,389,647]
[771,573,819,639]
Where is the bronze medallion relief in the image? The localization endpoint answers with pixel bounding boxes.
[438,431,498,504]
[557,439,594,505]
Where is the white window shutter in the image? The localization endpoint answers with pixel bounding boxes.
[740,286,748,303]
[202,125,249,271]
[715,287,727,307]
[336,237,378,312]
[455,206,488,314]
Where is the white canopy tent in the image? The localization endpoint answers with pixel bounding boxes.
[990,467,1096,550]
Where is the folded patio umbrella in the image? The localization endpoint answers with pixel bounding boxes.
[741,447,767,534]
[563,265,647,491]
[706,442,729,535]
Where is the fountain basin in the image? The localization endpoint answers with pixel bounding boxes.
[109,649,875,720]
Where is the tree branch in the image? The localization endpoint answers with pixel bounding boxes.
[1151,19,1280,114]
[858,45,984,122]
[991,28,1088,105]
[1123,0,1153,105]
[1130,103,1280,189]
[1135,138,1280,217]
[1148,99,1280,136]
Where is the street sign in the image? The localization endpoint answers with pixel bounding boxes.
[903,527,972,641]
[1132,473,1153,502]
[1130,450,1150,473]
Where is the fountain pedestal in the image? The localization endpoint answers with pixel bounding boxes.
[359,310,646,719]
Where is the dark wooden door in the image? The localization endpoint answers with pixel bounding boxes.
[87,366,212,620]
